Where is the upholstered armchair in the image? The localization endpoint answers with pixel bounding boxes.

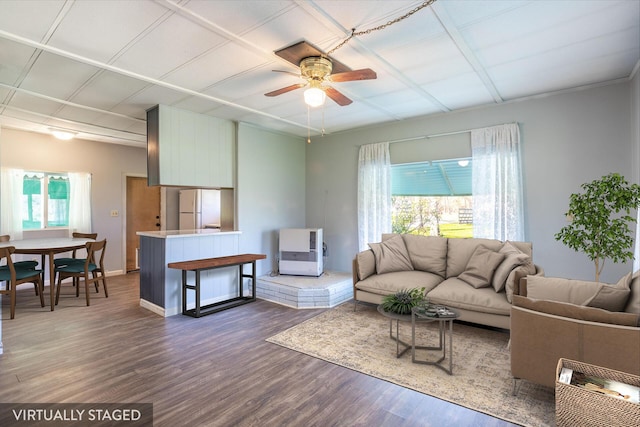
[510,272,640,391]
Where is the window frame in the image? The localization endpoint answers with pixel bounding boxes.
[22,171,70,230]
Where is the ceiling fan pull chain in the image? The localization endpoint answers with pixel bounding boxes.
[326,0,437,55]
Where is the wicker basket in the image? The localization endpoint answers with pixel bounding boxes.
[556,358,640,427]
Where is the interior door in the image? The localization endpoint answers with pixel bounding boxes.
[126,177,161,272]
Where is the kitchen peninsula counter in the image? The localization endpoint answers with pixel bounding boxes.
[137,229,242,316]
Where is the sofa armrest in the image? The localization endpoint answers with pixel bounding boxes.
[353,249,376,282]
[506,264,543,303]
[352,257,359,286]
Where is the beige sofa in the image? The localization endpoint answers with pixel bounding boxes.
[352,234,543,330]
[510,272,640,389]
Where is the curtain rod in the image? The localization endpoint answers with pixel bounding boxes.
[384,122,519,145]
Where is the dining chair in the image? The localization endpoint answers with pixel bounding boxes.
[53,232,98,289]
[53,232,98,267]
[0,235,39,270]
[0,234,40,296]
[55,239,108,306]
[0,246,45,319]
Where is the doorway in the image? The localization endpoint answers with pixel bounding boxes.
[126,177,161,272]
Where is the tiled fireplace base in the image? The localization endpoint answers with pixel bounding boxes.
[256,271,353,309]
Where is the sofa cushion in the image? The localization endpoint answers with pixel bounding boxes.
[588,272,633,312]
[401,234,447,277]
[527,274,632,312]
[512,295,640,327]
[356,270,443,296]
[427,278,512,316]
[458,246,505,289]
[625,271,640,314]
[507,241,532,257]
[356,250,376,281]
[369,235,414,274]
[446,238,502,278]
[492,241,532,293]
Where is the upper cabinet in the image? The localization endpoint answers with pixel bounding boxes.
[147,105,236,188]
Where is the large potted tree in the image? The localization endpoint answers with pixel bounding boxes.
[555,173,640,282]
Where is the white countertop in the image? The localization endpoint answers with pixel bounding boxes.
[137,229,241,238]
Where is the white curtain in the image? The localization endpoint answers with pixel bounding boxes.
[471,123,524,241]
[358,142,391,251]
[0,168,25,240]
[68,172,92,236]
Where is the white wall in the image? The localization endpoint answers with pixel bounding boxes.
[307,81,638,283]
[237,123,306,275]
[0,128,147,274]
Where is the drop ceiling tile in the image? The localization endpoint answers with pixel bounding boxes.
[460,1,631,52]
[0,40,37,85]
[68,70,151,111]
[47,0,168,62]
[123,85,197,113]
[492,49,638,100]
[4,92,62,117]
[239,6,341,55]
[19,52,101,100]
[421,73,496,110]
[367,88,444,117]
[163,42,271,90]
[467,1,640,69]
[0,0,66,40]
[187,0,297,36]
[439,0,529,28]
[111,13,227,79]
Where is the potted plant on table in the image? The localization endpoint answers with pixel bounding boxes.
[554,173,640,282]
[381,287,426,315]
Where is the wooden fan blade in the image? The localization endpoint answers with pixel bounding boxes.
[325,87,352,106]
[265,83,305,97]
[330,68,377,82]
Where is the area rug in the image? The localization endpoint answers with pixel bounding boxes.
[266,303,555,427]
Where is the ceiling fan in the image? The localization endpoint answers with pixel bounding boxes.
[264,41,377,107]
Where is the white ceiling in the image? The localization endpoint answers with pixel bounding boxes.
[0,0,638,148]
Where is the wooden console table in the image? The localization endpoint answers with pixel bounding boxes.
[168,253,266,318]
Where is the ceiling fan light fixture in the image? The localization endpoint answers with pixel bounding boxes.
[304,82,326,107]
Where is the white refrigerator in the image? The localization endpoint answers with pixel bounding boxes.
[179,189,221,230]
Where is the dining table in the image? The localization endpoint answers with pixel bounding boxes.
[0,236,95,311]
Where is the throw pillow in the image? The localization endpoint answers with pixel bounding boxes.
[491,241,532,293]
[588,272,632,312]
[401,234,447,278]
[457,245,506,289]
[625,271,640,314]
[368,235,414,274]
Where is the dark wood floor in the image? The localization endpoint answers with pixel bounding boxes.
[0,274,517,427]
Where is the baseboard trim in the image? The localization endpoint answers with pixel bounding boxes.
[140,299,165,317]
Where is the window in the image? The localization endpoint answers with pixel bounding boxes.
[391,158,472,238]
[22,172,70,229]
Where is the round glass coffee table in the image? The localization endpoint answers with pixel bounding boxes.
[411,304,460,375]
